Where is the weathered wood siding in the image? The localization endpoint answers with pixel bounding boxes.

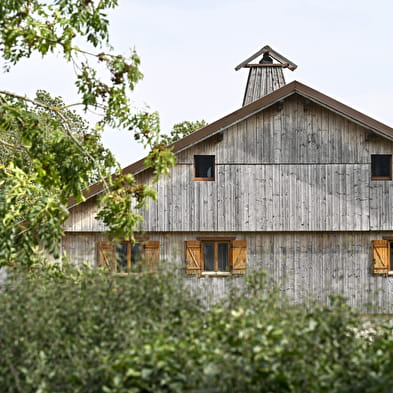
[134,95,393,232]
[62,232,107,264]
[64,198,104,232]
[64,95,393,233]
[62,231,393,313]
[175,95,393,164]
[138,163,371,232]
[61,94,393,314]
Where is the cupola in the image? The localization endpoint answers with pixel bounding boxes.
[235,45,297,106]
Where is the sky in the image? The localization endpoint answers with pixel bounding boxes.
[1,0,393,167]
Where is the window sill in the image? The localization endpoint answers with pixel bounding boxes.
[112,272,156,277]
[373,271,393,276]
[194,177,215,181]
[201,271,232,277]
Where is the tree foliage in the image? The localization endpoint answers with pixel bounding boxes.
[0,267,392,393]
[0,90,115,265]
[164,119,208,144]
[0,1,176,266]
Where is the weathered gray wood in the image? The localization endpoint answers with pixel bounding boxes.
[129,162,371,232]
[243,66,286,105]
[61,231,393,313]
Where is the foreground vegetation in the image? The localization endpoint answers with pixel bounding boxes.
[0,266,393,393]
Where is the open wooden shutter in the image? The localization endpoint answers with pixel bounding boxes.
[98,241,116,270]
[372,240,389,274]
[144,241,160,272]
[185,241,202,274]
[231,240,247,274]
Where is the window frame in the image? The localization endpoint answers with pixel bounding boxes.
[201,240,231,273]
[194,155,215,181]
[114,241,143,273]
[185,238,247,276]
[371,154,392,181]
[98,239,160,274]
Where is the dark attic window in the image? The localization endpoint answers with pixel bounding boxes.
[371,155,392,180]
[194,155,215,181]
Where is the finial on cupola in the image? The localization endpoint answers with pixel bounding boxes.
[235,45,297,106]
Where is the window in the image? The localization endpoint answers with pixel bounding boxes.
[371,240,393,275]
[98,240,160,273]
[185,239,247,275]
[371,154,392,180]
[194,155,215,181]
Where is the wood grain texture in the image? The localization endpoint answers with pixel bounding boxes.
[133,163,371,232]
[61,231,393,313]
[65,96,393,233]
[243,66,286,105]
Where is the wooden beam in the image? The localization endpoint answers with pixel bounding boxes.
[235,45,297,71]
[235,45,270,70]
[267,47,297,71]
[243,63,289,68]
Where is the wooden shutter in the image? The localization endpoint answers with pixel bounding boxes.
[144,241,160,272]
[98,241,115,270]
[372,240,389,274]
[185,241,202,274]
[231,240,247,274]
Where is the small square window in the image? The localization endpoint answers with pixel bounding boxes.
[371,155,392,180]
[194,155,215,181]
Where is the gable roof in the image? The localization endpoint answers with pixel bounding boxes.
[70,80,393,207]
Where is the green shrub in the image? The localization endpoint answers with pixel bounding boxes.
[0,266,392,393]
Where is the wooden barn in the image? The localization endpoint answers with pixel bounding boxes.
[63,45,393,313]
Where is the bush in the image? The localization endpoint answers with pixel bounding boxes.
[0,266,393,393]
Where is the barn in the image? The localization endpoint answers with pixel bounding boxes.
[63,45,393,312]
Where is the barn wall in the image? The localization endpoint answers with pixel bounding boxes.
[137,163,371,232]
[62,232,107,265]
[175,95,393,165]
[134,95,393,232]
[64,197,105,232]
[62,230,393,313]
[65,95,393,233]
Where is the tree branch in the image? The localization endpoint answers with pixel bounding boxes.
[0,138,27,150]
[0,90,59,111]
[53,110,110,191]
[0,90,109,190]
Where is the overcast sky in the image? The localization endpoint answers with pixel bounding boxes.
[1,0,393,166]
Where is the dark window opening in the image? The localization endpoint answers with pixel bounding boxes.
[131,243,143,265]
[194,155,215,180]
[218,243,229,271]
[116,243,129,272]
[371,154,392,180]
[203,242,215,271]
[116,242,144,272]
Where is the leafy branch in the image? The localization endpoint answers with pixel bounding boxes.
[0,1,176,266]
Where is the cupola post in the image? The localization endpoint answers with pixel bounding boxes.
[235,45,297,106]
